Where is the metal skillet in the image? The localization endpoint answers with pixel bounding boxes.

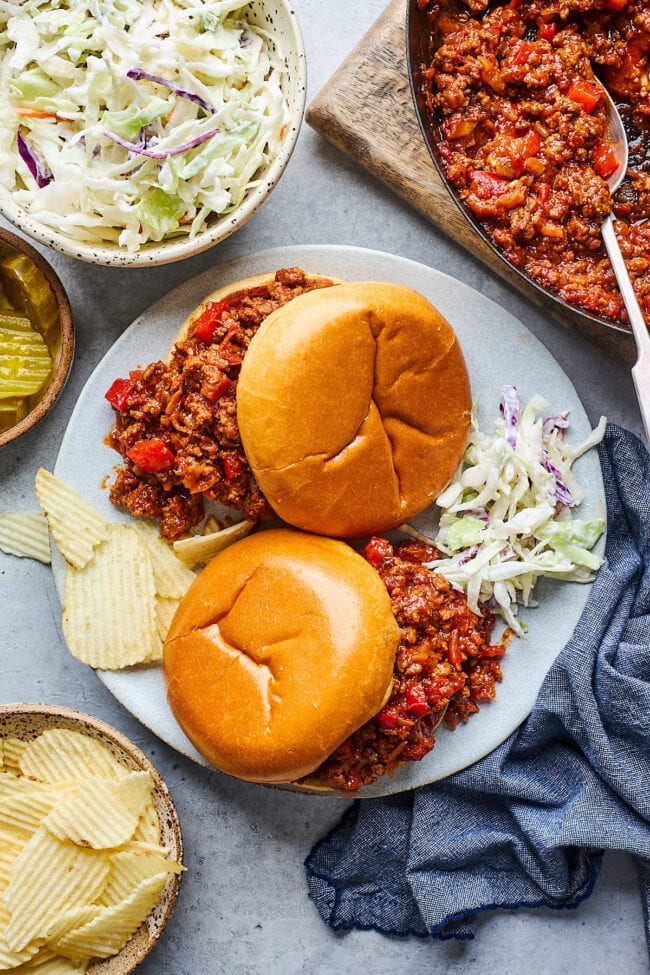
[405,0,643,351]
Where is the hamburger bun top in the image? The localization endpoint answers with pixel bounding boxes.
[162,529,399,784]
[236,281,471,538]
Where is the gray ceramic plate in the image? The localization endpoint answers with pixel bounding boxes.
[52,245,606,798]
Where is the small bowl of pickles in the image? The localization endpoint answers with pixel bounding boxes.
[0,227,73,448]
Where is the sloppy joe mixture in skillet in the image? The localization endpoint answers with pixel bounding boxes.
[418,0,650,326]
[309,538,507,794]
[105,268,334,539]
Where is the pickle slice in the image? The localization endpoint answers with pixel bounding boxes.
[0,327,52,398]
[0,396,28,433]
[0,252,58,333]
[0,311,31,331]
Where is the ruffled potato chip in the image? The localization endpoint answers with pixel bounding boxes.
[34,470,109,571]
[99,843,183,908]
[0,773,66,833]
[2,737,26,773]
[131,802,161,846]
[0,513,50,564]
[13,950,88,973]
[0,903,41,970]
[18,730,127,785]
[154,595,181,644]
[62,525,158,668]
[0,825,29,893]
[5,828,109,952]
[42,774,151,850]
[130,521,196,598]
[53,873,169,963]
[172,519,254,567]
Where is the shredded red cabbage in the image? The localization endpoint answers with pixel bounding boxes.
[458,544,480,565]
[104,128,220,159]
[554,482,575,507]
[500,385,519,449]
[541,450,575,507]
[465,506,489,522]
[542,413,570,438]
[17,131,53,188]
[126,68,214,114]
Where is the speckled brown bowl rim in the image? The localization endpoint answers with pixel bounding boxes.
[0,703,183,974]
[0,229,74,449]
[0,0,307,268]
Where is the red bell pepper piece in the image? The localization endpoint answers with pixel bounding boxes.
[470,170,511,199]
[538,21,557,41]
[604,0,627,8]
[535,180,551,205]
[202,376,232,404]
[479,644,507,658]
[222,454,243,481]
[127,438,175,473]
[566,80,603,113]
[375,706,401,730]
[192,300,231,344]
[364,536,392,569]
[105,377,134,412]
[511,130,542,177]
[405,685,429,718]
[512,40,537,66]
[593,142,619,178]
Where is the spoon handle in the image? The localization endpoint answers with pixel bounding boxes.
[601,214,650,442]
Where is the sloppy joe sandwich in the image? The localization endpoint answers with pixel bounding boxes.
[163,529,400,784]
[105,269,470,542]
[162,529,507,794]
[237,281,471,537]
[106,268,337,539]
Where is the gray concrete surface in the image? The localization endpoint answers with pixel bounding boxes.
[0,1,647,973]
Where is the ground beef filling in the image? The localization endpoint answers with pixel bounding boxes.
[420,0,650,327]
[106,268,334,539]
[309,538,506,795]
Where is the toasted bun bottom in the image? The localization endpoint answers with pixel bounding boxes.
[236,281,472,538]
[163,529,399,783]
[170,271,340,354]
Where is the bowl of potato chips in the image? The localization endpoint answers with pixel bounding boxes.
[0,703,184,973]
[0,228,74,449]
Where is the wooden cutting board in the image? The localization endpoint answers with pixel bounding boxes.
[306,0,634,364]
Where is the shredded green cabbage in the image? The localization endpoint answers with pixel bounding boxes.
[0,0,290,251]
[428,389,607,636]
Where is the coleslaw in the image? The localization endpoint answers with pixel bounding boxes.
[427,387,607,636]
[0,0,290,251]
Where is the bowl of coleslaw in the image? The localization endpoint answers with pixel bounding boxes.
[0,0,306,267]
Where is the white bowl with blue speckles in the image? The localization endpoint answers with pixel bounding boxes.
[0,1,306,268]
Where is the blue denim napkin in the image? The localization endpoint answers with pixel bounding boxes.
[305,424,650,947]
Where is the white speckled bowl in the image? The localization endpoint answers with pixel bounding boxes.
[0,1,306,268]
[0,703,183,973]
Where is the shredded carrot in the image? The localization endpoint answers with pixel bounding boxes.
[16,108,58,120]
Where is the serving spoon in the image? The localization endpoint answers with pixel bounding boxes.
[598,82,650,442]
